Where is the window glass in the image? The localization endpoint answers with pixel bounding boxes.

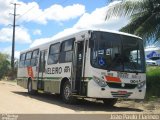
[19,61,25,68]
[32,49,39,58]
[31,49,39,66]
[65,51,73,62]
[26,51,32,60]
[50,43,60,54]
[39,51,47,72]
[122,37,145,72]
[19,53,26,68]
[24,51,32,66]
[59,39,74,63]
[24,60,31,67]
[90,31,145,73]
[90,32,122,71]
[48,43,60,64]
[61,39,74,51]
[31,59,37,66]
[20,53,25,61]
[48,54,59,64]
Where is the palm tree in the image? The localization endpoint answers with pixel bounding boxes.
[106,0,160,44]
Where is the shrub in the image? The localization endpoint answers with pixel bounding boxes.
[0,53,11,80]
[146,66,160,100]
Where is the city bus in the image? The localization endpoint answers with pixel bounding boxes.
[17,29,146,106]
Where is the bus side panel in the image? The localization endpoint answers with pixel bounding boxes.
[17,78,28,89]
[17,61,38,89]
[44,63,72,94]
[17,67,28,89]
[44,80,61,94]
[32,80,38,90]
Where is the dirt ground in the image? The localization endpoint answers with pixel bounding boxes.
[0,80,160,114]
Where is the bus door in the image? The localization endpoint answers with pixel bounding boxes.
[38,50,47,90]
[71,40,87,95]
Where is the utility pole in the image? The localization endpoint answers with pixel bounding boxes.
[10,3,19,71]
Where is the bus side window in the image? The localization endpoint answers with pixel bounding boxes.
[19,53,26,68]
[24,51,32,67]
[48,43,60,64]
[59,38,75,63]
[31,49,39,66]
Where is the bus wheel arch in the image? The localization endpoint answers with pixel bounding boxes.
[60,77,76,104]
[60,77,69,95]
[27,77,37,94]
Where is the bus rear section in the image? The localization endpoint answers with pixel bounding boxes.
[17,30,146,106]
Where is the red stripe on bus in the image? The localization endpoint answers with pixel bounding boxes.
[105,76,121,82]
[27,66,34,79]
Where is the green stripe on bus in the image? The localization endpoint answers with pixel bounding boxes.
[17,77,92,80]
[45,77,62,80]
[17,77,62,80]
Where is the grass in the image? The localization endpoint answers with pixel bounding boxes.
[146,66,160,100]
[146,66,160,77]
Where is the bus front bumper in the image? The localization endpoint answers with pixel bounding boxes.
[87,80,146,99]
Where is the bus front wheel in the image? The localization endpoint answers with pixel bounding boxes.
[62,81,76,104]
[102,98,117,107]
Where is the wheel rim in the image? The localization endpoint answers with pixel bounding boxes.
[64,84,71,100]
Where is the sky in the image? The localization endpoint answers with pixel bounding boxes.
[0,0,129,59]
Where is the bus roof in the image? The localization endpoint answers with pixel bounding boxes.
[90,29,142,39]
[20,29,142,53]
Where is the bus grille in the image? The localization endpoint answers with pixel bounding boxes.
[107,82,137,89]
[111,91,133,98]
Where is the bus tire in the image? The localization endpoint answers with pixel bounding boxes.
[28,79,37,95]
[61,81,76,104]
[102,98,117,107]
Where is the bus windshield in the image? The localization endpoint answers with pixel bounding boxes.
[90,31,145,73]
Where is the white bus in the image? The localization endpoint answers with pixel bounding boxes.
[17,29,146,106]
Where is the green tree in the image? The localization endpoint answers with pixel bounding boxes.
[106,0,160,43]
[0,53,10,80]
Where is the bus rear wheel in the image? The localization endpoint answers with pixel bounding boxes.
[62,81,76,104]
[102,98,117,107]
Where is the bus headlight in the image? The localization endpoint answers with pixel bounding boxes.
[93,76,101,83]
[93,76,107,87]
[137,81,145,89]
